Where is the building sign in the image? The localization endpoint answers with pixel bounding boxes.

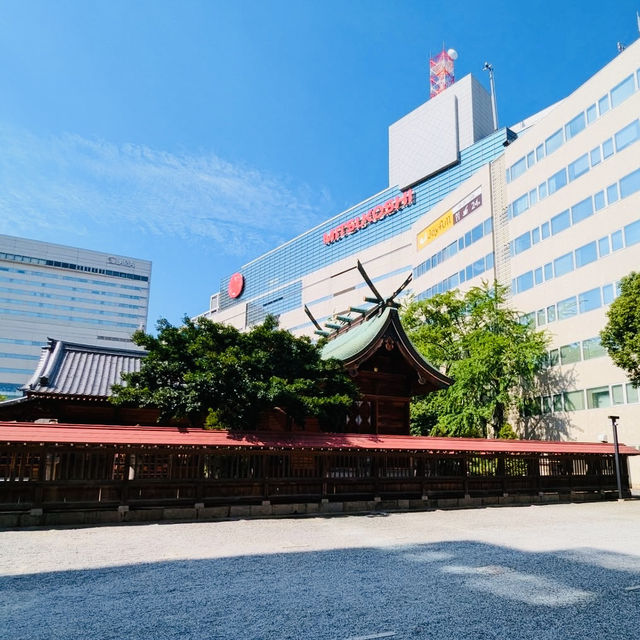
[417,188,482,250]
[322,189,414,246]
[228,273,245,299]
[108,257,135,268]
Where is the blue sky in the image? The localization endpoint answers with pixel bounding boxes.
[1,1,639,328]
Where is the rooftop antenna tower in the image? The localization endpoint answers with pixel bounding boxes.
[482,62,499,130]
[430,47,457,98]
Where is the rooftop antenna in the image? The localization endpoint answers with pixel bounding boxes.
[482,62,499,130]
[430,46,457,98]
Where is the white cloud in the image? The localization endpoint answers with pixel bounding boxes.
[0,124,331,256]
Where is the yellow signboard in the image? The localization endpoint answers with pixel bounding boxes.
[417,210,453,250]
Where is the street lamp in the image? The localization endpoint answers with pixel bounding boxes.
[607,415,624,500]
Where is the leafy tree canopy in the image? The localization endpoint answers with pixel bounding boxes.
[401,282,548,438]
[600,271,640,387]
[111,315,359,430]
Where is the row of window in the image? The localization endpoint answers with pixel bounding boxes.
[0,296,143,320]
[0,251,148,282]
[507,69,639,183]
[513,216,640,296]
[0,265,148,292]
[525,382,639,417]
[0,307,139,329]
[0,337,44,347]
[0,273,145,301]
[0,351,39,361]
[414,218,492,279]
[511,167,640,259]
[415,252,494,302]
[0,285,144,311]
[520,280,619,328]
[546,336,606,367]
[509,118,640,219]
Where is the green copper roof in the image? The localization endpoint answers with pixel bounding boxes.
[321,307,392,363]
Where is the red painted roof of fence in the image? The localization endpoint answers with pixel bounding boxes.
[0,422,638,455]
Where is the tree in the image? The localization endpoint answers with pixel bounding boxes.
[401,282,548,438]
[600,271,640,387]
[111,314,358,430]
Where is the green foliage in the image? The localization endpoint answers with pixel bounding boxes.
[111,314,358,429]
[600,271,640,388]
[402,281,548,438]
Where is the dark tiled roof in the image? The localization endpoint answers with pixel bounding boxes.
[0,422,638,455]
[23,339,145,398]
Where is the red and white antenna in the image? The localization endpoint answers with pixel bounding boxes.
[430,47,457,98]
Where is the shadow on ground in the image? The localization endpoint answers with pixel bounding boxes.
[1,540,639,639]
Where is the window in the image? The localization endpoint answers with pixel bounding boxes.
[579,288,601,313]
[532,228,540,244]
[624,220,640,247]
[510,157,527,180]
[534,267,543,285]
[541,222,550,239]
[471,223,483,243]
[527,151,535,168]
[612,385,624,405]
[564,390,585,411]
[560,343,581,365]
[571,197,593,224]
[594,191,605,211]
[598,236,610,257]
[545,129,563,155]
[546,305,556,322]
[620,167,640,198]
[582,337,606,360]
[626,383,639,403]
[553,394,563,412]
[610,74,635,108]
[514,232,531,254]
[544,263,553,281]
[590,147,601,167]
[529,189,538,206]
[615,120,640,152]
[611,230,623,251]
[537,309,546,325]
[565,112,585,140]
[536,144,545,161]
[539,182,548,200]
[602,284,614,305]
[575,241,597,267]
[606,183,619,205]
[602,138,614,158]
[542,396,552,414]
[554,252,574,277]
[551,210,570,235]
[557,296,577,320]
[586,386,611,409]
[568,154,589,181]
[598,94,610,115]
[484,218,493,234]
[586,104,597,124]
[548,169,568,194]
[548,349,559,366]
[517,271,534,293]
[512,193,529,217]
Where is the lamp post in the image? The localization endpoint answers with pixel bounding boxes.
[608,415,624,500]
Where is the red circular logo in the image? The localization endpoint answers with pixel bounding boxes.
[227,272,245,299]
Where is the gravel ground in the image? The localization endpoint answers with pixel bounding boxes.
[1,501,639,639]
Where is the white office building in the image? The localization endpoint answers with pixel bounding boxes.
[0,234,151,398]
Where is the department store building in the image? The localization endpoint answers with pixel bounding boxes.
[203,41,640,455]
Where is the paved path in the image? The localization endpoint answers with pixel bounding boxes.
[1,502,640,639]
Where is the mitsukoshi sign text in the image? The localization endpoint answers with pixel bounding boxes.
[322,189,414,246]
